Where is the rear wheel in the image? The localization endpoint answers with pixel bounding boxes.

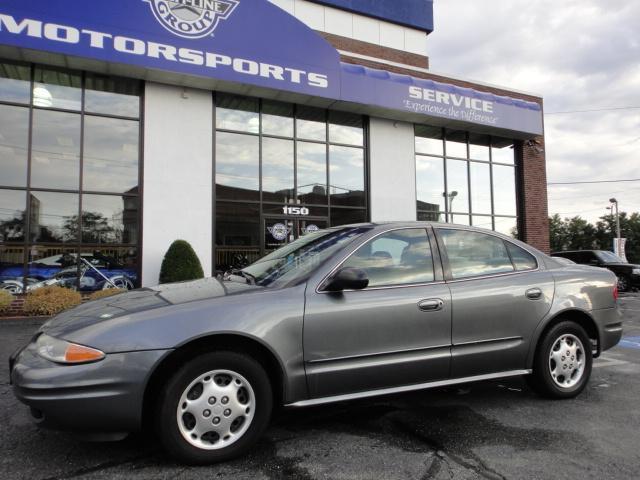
[156,351,272,464]
[527,321,592,399]
[616,275,630,292]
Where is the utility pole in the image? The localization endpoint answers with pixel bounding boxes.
[609,198,621,253]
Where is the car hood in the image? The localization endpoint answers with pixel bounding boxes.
[41,277,262,338]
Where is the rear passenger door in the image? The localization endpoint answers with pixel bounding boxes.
[435,228,554,378]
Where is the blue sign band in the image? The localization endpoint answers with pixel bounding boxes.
[0,0,542,135]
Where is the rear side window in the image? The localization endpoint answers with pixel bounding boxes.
[439,229,514,279]
[506,242,537,271]
[342,228,434,287]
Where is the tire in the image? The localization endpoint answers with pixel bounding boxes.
[616,275,630,292]
[527,321,593,399]
[156,351,273,464]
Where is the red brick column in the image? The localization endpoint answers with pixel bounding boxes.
[517,136,550,253]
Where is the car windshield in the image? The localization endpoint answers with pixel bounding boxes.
[595,251,625,263]
[241,226,371,287]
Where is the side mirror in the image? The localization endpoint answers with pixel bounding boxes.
[324,267,369,292]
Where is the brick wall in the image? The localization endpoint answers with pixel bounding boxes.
[517,137,550,253]
[1,293,94,318]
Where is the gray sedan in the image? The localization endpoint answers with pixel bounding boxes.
[10,223,622,464]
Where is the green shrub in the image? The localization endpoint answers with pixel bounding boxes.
[0,290,13,313]
[24,286,82,316]
[159,240,204,284]
[89,288,126,301]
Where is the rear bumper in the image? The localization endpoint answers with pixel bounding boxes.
[591,307,623,353]
[11,342,169,433]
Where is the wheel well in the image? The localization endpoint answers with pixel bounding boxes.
[141,334,285,432]
[535,310,600,361]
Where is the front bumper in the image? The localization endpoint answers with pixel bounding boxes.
[10,341,169,433]
[592,307,623,353]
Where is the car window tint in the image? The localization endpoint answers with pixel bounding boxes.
[342,229,434,287]
[506,242,537,271]
[440,229,514,279]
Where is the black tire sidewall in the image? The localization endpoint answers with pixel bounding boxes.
[156,351,273,465]
[617,275,629,292]
[532,321,593,399]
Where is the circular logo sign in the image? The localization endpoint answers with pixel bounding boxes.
[268,223,290,242]
[145,0,239,39]
[304,224,320,234]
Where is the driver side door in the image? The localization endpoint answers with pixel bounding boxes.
[303,227,452,399]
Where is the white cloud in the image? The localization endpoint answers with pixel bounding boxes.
[427,0,640,222]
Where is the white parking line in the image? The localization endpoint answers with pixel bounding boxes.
[593,356,629,369]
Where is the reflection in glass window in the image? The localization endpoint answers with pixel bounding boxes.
[28,191,79,243]
[33,67,82,110]
[450,214,470,225]
[418,211,443,222]
[0,105,29,187]
[329,146,364,207]
[0,62,30,104]
[343,228,434,287]
[416,156,445,214]
[0,189,26,242]
[472,216,493,230]
[78,246,139,290]
[31,110,81,190]
[492,143,515,164]
[494,217,517,238]
[85,75,140,118]
[297,106,326,141]
[469,134,490,161]
[297,141,327,204]
[216,132,260,201]
[439,229,514,279]
[262,137,294,203]
[83,116,139,194]
[493,165,517,216]
[331,208,367,226]
[445,131,467,158]
[82,194,138,244]
[329,112,363,146]
[26,246,77,287]
[0,245,25,287]
[215,202,261,270]
[262,101,293,137]
[415,125,443,156]
[216,94,259,133]
[446,159,469,213]
[470,162,491,214]
[506,242,537,271]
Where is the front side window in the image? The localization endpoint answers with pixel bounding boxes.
[439,229,514,279]
[342,229,435,287]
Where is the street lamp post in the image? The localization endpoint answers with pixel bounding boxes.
[443,191,458,222]
[609,198,621,256]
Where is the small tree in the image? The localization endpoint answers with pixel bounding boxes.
[159,240,204,284]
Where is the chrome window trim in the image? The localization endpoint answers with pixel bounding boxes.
[314,226,439,294]
[286,369,532,407]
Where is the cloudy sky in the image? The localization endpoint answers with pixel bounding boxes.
[426,0,640,223]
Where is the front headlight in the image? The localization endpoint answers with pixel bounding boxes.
[632,268,640,275]
[36,334,105,364]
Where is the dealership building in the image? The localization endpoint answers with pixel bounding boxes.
[0,0,549,291]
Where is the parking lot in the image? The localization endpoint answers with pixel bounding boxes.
[1,297,639,480]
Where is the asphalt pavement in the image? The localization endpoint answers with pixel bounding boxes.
[1,297,639,480]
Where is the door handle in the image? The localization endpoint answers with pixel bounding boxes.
[526,288,543,300]
[418,299,444,312]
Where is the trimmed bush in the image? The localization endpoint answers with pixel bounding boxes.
[89,288,126,301]
[24,286,82,316]
[0,290,12,313]
[159,240,204,284]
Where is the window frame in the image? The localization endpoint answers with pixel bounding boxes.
[434,226,539,282]
[317,226,444,293]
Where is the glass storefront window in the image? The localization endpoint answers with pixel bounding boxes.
[415,125,443,156]
[494,217,517,238]
[216,132,260,201]
[262,100,293,138]
[329,146,365,207]
[85,74,140,118]
[296,106,326,142]
[33,67,82,110]
[329,111,364,146]
[262,137,294,203]
[472,215,493,230]
[0,104,29,188]
[31,110,81,190]
[469,133,490,161]
[416,155,445,215]
[445,131,467,158]
[470,162,491,214]
[331,208,367,226]
[297,141,327,204]
[83,116,139,194]
[0,62,30,104]
[446,159,469,214]
[0,62,142,292]
[216,94,259,133]
[492,140,515,164]
[215,202,261,271]
[0,189,26,242]
[493,165,517,216]
[78,246,139,291]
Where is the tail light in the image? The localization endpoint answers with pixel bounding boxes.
[613,284,619,302]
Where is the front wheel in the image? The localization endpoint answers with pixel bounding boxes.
[527,321,592,399]
[156,351,273,464]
